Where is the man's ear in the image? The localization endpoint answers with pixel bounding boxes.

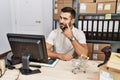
[71,18,75,25]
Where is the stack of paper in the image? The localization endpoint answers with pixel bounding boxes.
[29,59,59,68]
[107,52,120,70]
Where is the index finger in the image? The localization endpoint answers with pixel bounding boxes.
[67,24,70,29]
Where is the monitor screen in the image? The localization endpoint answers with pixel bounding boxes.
[7,33,48,65]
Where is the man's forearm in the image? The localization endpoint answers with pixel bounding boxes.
[71,40,88,56]
[47,50,60,58]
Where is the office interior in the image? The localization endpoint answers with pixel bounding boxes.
[0,0,120,80]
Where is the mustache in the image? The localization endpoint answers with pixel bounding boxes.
[60,23,64,25]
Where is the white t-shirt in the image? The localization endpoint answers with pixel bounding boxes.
[46,27,86,54]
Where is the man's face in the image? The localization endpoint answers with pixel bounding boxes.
[59,12,74,31]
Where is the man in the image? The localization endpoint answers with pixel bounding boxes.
[46,7,88,61]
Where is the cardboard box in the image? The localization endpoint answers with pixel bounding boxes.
[79,0,94,3]
[99,65,120,80]
[79,3,96,14]
[97,2,116,14]
[116,3,120,13]
[96,0,116,2]
[55,0,64,4]
[64,0,73,4]
[107,52,120,70]
[118,0,120,2]
[92,53,105,61]
[64,3,73,7]
[87,43,93,60]
[93,43,111,54]
[54,14,59,20]
[54,3,73,19]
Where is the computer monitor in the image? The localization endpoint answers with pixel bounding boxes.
[7,33,48,74]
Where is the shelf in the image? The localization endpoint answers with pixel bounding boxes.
[87,40,120,44]
[79,14,120,17]
[53,0,120,44]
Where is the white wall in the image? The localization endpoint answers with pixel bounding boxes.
[10,0,53,39]
[42,0,53,38]
[0,0,53,54]
[0,0,12,54]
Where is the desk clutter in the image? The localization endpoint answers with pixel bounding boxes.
[0,51,120,80]
[99,52,120,80]
[0,59,6,77]
[99,64,120,80]
[72,55,89,74]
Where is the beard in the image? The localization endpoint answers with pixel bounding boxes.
[60,23,71,32]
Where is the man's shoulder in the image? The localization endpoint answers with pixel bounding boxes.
[52,28,62,33]
[73,27,83,33]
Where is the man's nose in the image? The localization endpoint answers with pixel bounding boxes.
[60,19,64,23]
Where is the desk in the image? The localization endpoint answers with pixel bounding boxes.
[1,60,101,80]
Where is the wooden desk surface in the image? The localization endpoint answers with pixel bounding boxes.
[1,60,101,80]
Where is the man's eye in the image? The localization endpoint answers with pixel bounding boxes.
[64,18,67,20]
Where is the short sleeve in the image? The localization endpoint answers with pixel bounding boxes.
[46,31,56,45]
[75,30,86,44]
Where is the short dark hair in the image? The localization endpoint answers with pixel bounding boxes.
[61,7,76,19]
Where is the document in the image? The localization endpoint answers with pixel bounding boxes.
[29,59,59,67]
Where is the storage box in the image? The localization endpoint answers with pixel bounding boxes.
[97,2,116,14]
[79,3,96,14]
[54,2,73,19]
[87,43,93,60]
[92,53,105,61]
[96,0,116,2]
[93,43,111,54]
[99,65,120,80]
[54,14,59,20]
[64,0,73,4]
[107,52,120,70]
[64,3,73,7]
[55,0,64,4]
[116,3,120,13]
[79,0,94,3]
[118,0,120,2]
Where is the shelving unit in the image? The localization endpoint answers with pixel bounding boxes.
[53,0,120,44]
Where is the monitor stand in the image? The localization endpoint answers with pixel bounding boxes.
[19,53,41,75]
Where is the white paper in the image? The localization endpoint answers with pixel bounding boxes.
[55,3,58,7]
[93,21,97,32]
[100,70,113,80]
[104,4,111,10]
[98,21,103,32]
[94,44,99,50]
[83,21,87,31]
[117,4,120,12]
[88,21,92,31]
[109,21,113,32]
[80,4,86,12]
[98,3,103,10]
[54,9,58,14]
[92,54,98,60]
[30,59,59,67]
[114,21,119,32]
[103,21,108,32]
[78,21,82,30]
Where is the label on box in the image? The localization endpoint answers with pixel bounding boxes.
[98,3,103,10]
[94,44,99,50]
[100,70,113,80]
[54,9,58,14]
[105,14,111,19]
[117,4,120,12]
[104,4,111,10]
[80,4,86,12]
[55,3,58,7]
[92,54,98,60]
